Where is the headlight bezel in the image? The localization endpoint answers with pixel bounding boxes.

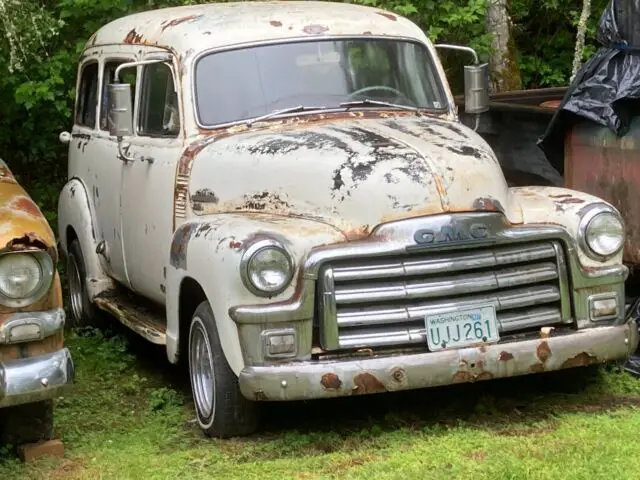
[578,205,625,262]
[0,251,54,308]
[240,239,295,297]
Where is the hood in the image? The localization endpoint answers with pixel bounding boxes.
[188,115,523,238]
[0,159,56,253]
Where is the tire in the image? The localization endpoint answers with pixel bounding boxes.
[67,239,101,329]
[188,300,259,438]
[0,401,54,447]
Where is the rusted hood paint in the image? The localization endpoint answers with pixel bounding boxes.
[0,159,56,254]
[188,116,523,237]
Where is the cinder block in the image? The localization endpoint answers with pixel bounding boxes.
[17,439,64,463]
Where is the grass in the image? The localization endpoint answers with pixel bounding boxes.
[3,324,640,480]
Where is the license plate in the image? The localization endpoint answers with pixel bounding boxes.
[425,305,499,352]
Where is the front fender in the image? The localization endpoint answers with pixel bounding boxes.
[57,178,113,299]
[512,186,624,269]
[165,214,345,375]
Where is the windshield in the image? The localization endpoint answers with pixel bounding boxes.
[194,38,448,126]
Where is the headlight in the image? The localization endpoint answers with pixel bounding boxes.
[0,252,54,307]
[579,208,625,260]
[241,239,294,296]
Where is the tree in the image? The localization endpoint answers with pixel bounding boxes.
[485,0,522,92]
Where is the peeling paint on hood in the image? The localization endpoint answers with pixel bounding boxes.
[0,160,56,254]
[188,116,523,237]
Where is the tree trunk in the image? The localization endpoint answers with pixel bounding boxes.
[485,0,522,92]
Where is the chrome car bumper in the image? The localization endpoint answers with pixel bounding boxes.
[0,348,74,408]
[238,321,638,401]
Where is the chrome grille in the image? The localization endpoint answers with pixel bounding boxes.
[318,241,571,350]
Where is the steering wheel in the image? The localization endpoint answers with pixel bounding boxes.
[347,85,409,100]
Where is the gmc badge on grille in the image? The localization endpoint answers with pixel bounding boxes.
[414,223,489,245]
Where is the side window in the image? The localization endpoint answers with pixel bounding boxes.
[139,63,180,137]
[100,61,138,131]
[76,62,99,128]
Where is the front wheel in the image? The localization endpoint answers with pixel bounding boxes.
[188,301,259,438]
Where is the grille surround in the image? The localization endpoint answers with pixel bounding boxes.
[318,240,572,351]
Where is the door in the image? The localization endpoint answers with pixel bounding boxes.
[120,58,184,303]
[68,56,133,285]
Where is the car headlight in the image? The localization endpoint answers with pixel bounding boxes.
[0,252,54,307]
[241,239,294,296]
[579,207,625,260]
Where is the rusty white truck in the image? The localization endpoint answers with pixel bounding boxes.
[57,1,637,438]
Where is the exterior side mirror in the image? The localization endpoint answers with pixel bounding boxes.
[463,63,490,115]
[108,83,133,137]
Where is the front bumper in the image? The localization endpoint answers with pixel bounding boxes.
[0,349,75,408]
[238,321,638,401]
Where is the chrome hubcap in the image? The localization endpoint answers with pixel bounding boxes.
[68,254,84,323]
[189,318,215,420]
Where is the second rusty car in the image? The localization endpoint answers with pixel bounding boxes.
[58,2,636,438]
[0,159,74,447]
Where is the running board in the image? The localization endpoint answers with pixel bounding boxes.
[94,290,167,345]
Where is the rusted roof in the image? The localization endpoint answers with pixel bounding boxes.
[86,1,427,55]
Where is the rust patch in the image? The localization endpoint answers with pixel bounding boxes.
[124,28,144,44]
[537,341,552,363]
[376,11,397,21]
[391,367,405,382]
[270,20,283,27]
[161,14,204,31]
[0,163,15,182]
[303,24,329,35]
[473,197,505,213]
[559,197,585,204]
[237,191,290,212]
[11,197,42,217]
[169,222,198,270]
[321,373,342,390]
[229,240,243,249]
[352,372,386,395]
[362,30,373,35]
[344,224,372,241]
[530,363,545,373]
[499,351,514,362]
[191,188,219,204]
[254,391,268,401]
[0,331,63,362]
[561,352,598,369]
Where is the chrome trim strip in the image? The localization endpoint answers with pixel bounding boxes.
[320,268,339,350]
[0,348,75,408]
[238,321,638,402]
[0,308,65,344]
[553,242,573,324]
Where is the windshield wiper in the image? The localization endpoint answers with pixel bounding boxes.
[340,99,420,112]
[245,105,329,126]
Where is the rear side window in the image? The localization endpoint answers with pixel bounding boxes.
[76,62,99,128]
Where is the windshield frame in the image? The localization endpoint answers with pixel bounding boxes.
[190,35,451,130]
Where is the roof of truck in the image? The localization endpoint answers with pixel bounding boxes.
[86,1,428,55]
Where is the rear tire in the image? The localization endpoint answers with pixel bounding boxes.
[67,239,101,329]
[188,300,259,438]
[0,401,54,448]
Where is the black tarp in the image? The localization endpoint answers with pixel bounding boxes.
[538,0,640,174]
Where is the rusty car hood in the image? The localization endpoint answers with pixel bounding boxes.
[187,115,523,237]
[0,159,56,253]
